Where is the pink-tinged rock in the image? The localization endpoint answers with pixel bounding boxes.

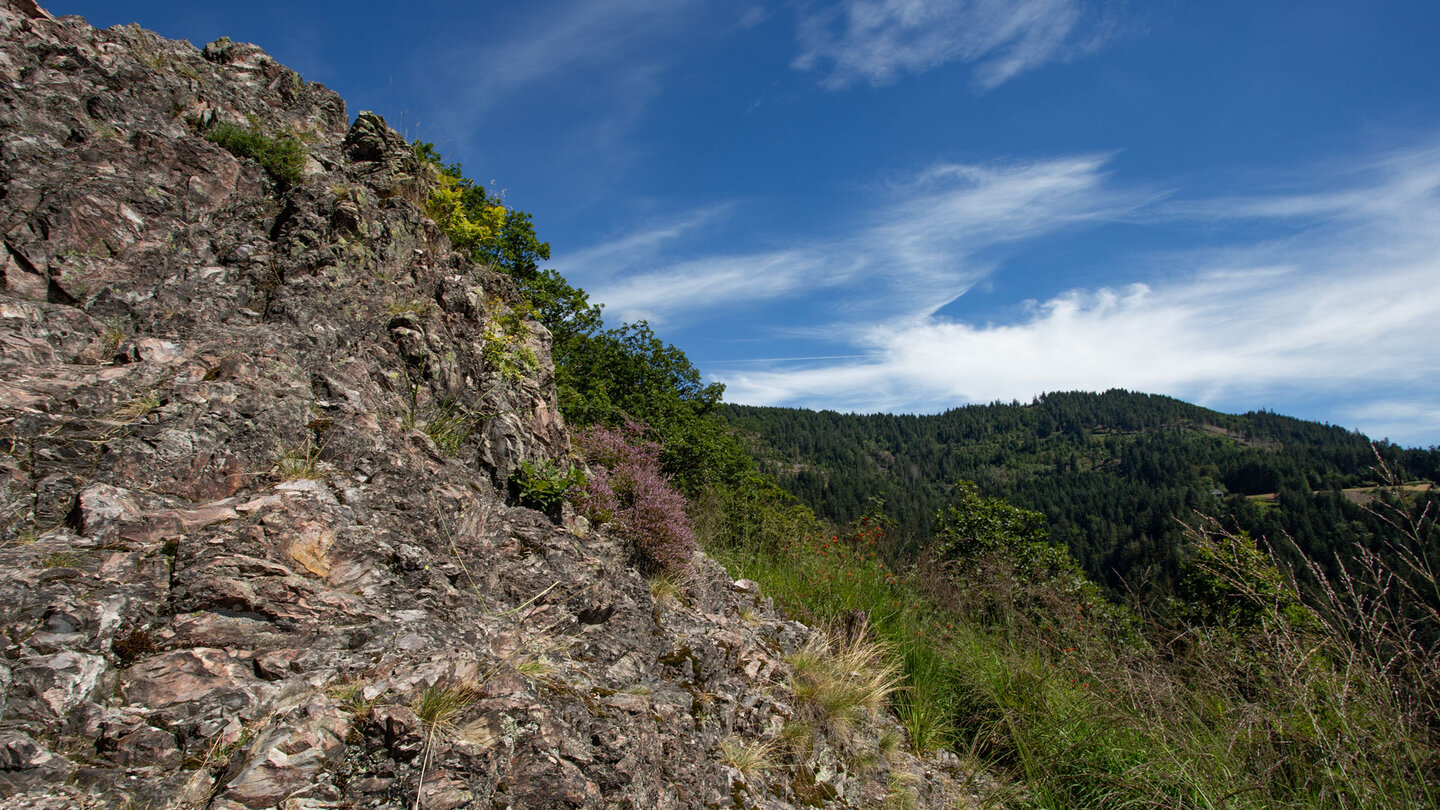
[1,242,47,300]
[9,0,51,19]
[235,494,282,514]
[165,611,293,651]
[220,699,349,808]
[413,769,475,810]
[120,648,268,711]
[111,724,182,768]
[742,655,770,680]
[602,693,651,714]
[97,550,170,589]
[10,650,107,718]
[119,337,184,364]
[253,649,299,680]
[274,479,339,503]
[152,500,240,530]
[0,730,59,770]
[115,500,239,548]
[75,483,143,537]
[710,629,745,653]
[180,554,370,626]
[732,579,761,594]
[0,379,44,409]
[177,452,249,501]
[370,705,423,758]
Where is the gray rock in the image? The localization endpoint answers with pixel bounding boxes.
[219,698,349,808]
[9,650,106,721]
[0,731,58,770]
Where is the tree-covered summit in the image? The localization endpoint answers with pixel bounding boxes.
[723,389,1440,593]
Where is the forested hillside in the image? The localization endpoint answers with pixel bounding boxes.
[723,390,1440,592]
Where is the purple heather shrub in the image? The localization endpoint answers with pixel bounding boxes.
[577,423,697,574]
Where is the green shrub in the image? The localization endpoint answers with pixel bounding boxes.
[412,143,553,279]
[424,168,505,254]
[514,459,586,517]
[481,301,540,382]
[205,122,307,190]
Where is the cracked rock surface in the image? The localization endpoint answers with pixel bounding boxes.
[0,2,985,808]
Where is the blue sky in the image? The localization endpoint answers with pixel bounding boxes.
[58,1,1440,446]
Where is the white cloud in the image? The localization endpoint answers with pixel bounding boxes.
[793,0,1115,90]
[419,0,707,157]
[450,0,702,107]
[871,155,1150,314]
[557,134,1440,445]
[1158,142,1440,229]
[716,141,1440,445]
[587,250,831,324]
[1340,401,1440,448]
[559,154,1144,325]
[739,6,771,28]
[722,259,1438,411]
[559,205,733,284]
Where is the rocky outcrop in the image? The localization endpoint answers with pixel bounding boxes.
[0,3,982,808]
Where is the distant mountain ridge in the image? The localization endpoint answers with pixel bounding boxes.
[722,389,1440,592]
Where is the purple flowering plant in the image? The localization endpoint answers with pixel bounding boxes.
[576,422,697,574]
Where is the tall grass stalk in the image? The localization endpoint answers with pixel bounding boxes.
[709,500,1440,808]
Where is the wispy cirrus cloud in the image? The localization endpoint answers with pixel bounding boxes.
[587,251,834,323]
[870,155,1148,313]
[793,0,1119,90]
[442,0,703,109]
[560,205,733,283]
[717,140,1440,445]
[1340,400,1440,448]
[415,0,709,159]
[559,153,1143,325]
[558,133,1440,445]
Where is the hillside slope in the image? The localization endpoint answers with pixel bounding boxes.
[724,390,1440,590]
[0,4,975,808]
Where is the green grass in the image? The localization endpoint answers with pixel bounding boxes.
[41,550,82,568]
[423,401,476,457]
[709,516,1440,809]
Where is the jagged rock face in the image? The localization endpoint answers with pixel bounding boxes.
[0,3,977,809]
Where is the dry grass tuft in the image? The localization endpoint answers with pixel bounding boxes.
[884,768,920,810]
[412,680,484,810]
[413,680,482,730]
[648,570,689,605]
[717,734,779,780]
[326,677,379,719]
[786,622,901,740]
[275,437,325,480]
[516,656,556,685]
[112,390,161,422]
